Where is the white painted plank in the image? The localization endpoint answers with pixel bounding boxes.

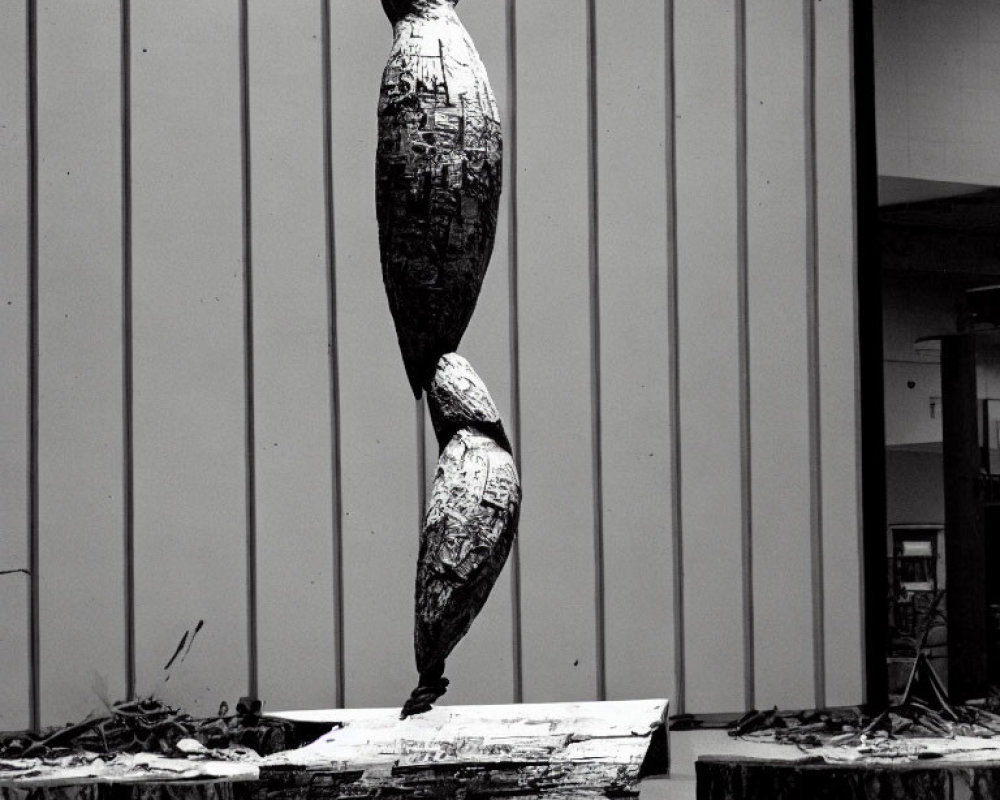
[515,0,598,702]
[0,0,31,734]
[674,0,746,713]
[130,0,248,714]
[35,0,126,725]
[248,0,339,712]
[594,0,675,702]
[816,0,865,707]
[267,699,668,791]
[745,0,815,709]
[272,697,667,731]
[329,0,423,709]
[268,700,668,799]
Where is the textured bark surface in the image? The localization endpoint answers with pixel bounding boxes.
[376,0,502,396]
[414,428,519,677]
[696,757,1000,800]
[1,784,251,800]
[402,355,518,716]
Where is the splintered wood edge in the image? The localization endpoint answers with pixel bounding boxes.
[265,698,669,728]
[264,698,670,777]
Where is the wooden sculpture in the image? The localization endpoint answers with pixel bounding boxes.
[376,0,502,397]
[376,0,515,716]
[401,355,520,718]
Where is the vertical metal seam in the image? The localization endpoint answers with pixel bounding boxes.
[26,0,40,733]
[585,0,606,703]
[119,0,136,702]
[851,0,888,708]
[320,0,346,710]
[849,0,865,701]
[505,0,524,705]
[735,0,754,713]
[804,0,826,710]
[238,0,258,700]
[416,399,427,531]
[665,0,685,717]
[846,0,870,703]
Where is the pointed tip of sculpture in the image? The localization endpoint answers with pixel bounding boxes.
[403,357,430,400]
[400,673,450,719]
[381,0,459,25]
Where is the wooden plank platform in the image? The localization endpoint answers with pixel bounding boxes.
[0,700,668,800]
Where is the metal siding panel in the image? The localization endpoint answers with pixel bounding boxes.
[0,3,30,733]
[422,1,517,707]
[516,0,599,702]
[746,0,816,709]
[130,0,248,713]
[35,0,127,725]
[0,576,30,732]
[674,0,746,713]
[816,0,864,707]
[594,0,675,702]
[329,0,422,708]
[505,0,525,703]
[0,0,865,718]
[248,1,339,711]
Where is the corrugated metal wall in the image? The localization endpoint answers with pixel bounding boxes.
[0,0,863,732]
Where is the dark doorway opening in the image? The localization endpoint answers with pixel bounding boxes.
[878,191,1000,702]
[852,0,888,707]
[861,0,1000,705]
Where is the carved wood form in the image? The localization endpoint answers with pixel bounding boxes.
[376,0,517,716]
[376,0,501,397]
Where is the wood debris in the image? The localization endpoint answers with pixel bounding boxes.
[0,697,296,760]
[1,700,668,800]
[725,605,1000,755]
[726,698,1000,751]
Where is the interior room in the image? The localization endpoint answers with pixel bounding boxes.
[876,0,1000,703]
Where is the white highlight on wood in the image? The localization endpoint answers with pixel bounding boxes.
[267,698,668,774]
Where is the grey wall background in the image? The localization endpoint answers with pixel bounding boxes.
[875,0,1000,185]
[0,0,862,732]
